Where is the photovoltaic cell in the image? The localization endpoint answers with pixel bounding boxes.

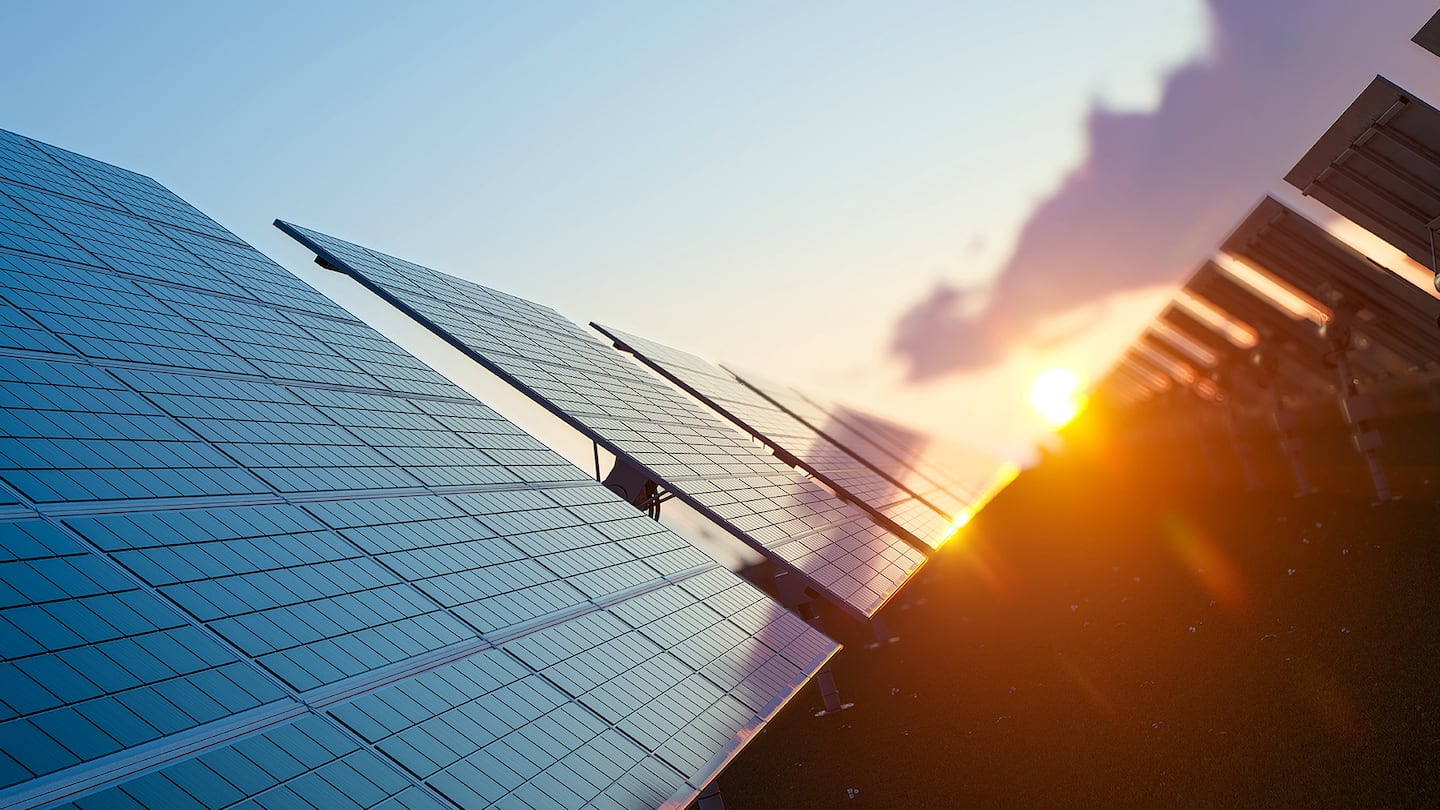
[0,127,838,809]
[0,519,288,791]
[594,323,954,550]
[278,220,927,620]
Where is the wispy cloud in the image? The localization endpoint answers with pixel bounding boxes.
[892,0,1435,381]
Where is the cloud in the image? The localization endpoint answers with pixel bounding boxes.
[891,0,1436,381]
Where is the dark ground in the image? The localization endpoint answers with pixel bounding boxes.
[715,411,1440,807]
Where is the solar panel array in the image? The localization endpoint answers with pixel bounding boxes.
[1088,35,1440,499]
[591,324,954,551]
[1222,197,1440,371]
[0,128,839,810]
[277,221,927,621]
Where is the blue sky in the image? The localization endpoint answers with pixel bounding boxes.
[5,1,1433,458]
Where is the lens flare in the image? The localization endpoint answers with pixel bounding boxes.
[1163,514,1251,616]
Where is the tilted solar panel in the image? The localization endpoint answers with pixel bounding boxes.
[591,324,953,551]
[1156,303,1331,398]
[0,127,838,809]
[277,221,926,620]
[724,368,1010,521]
[1186,263,1342,375]
[1223,197,1440,370]
[1286,76,1440,273]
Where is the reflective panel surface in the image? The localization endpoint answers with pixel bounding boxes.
[278,221,926,620]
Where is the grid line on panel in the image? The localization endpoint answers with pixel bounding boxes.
[278,220,926,620]
[28,140,246,246]
[0,515,301,802]
[0,131,118,212]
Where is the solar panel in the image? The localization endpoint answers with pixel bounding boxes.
[1100,365,1160,401]
[1187,263,1393,498]
[1222,197,1440,371]
[591,324,954,550]
[1416,11,1440,58]
[1285,76,1440,276]
[724,369,1009,518]
[1156,304,1329,400]
[833,406,1015,518]
[277,221,926,621]
[1186,263,1343,376]
[0,128,838,809]
[1126,347,1196,390]
[1139,331,1213,378]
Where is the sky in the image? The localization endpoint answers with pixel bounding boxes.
[3,0,1437,462]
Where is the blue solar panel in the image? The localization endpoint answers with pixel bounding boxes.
[0,128,838,809]
[278,221,927,620]
[52,714,447,810]
[0,519,289,791]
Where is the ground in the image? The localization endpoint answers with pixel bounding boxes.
[716,410,1440,807]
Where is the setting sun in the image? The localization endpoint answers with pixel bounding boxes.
[1030,367,1085,428]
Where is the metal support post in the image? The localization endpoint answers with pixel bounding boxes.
[866,613,898,649]
[697,783,726,810]
[1223,399,1260,490]
[1251,347,1309,495]
[1271,389,1311,496]
[1326,320,1391,501]
[775,571,854,715]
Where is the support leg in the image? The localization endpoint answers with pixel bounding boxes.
[697,783,725,810]
[866,613,898,649]
[1333,353,1391,502]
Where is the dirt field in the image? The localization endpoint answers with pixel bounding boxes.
[716,415,1440,807]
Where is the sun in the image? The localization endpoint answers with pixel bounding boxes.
[1030,367,1085,428]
